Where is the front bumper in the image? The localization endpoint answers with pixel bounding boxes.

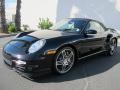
[4,60,50,78]
[3,54,53,78]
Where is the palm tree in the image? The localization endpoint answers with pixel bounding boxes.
[0,0,7,33]
[15,0,21,31]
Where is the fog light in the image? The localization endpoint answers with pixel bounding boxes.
[15,60,26,65]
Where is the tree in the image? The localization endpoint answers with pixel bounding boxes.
[15,0,21,31]
[0,0,7,33]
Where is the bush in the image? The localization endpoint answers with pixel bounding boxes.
[7,22,16,33]
[22,24,29,31]
[38,18,53,29]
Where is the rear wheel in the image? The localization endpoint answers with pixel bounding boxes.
[106,39,117,56]
[53,47,75,74]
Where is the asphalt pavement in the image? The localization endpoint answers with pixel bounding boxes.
[0,36,120,90]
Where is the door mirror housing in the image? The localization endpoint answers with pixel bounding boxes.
[85,29,97,35]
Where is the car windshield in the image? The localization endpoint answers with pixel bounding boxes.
[50,19,87,32]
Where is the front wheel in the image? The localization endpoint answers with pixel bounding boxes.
[106,39,117,56]
[53,47,75,74]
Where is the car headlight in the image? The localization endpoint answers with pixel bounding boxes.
[28,39,46,53]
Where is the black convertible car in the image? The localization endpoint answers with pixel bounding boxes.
[3,18,118,78]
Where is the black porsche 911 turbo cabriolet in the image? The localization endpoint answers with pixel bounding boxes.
[3,18,118,78]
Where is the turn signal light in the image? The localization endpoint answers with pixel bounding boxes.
[47,50,56,55]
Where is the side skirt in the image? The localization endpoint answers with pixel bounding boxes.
[78,50,107,60]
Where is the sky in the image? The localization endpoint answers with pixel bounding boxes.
[6,0,16,7]
[5,0,16,21]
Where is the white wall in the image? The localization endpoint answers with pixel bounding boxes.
[56,0,120,30]
[6,2,16,22]
[21,0,58,29]
[21,0,120,30]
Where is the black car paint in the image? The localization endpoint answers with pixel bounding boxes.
[3,18,118,77]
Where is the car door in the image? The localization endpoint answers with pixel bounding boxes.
[79,21,106,57]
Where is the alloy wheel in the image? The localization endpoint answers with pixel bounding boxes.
[55,47,75,74]
[109,39,117,55]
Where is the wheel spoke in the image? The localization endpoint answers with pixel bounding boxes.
[62,50,67,59]
[67,58,72,64]
[61,65,67,71]
[110,40,117,51]
[56,60,63,65]
[111,46,114,51]
[67,52,73,59]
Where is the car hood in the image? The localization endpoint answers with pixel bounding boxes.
[28,30,78,39]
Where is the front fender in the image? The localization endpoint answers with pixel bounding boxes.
[15,31,34,38]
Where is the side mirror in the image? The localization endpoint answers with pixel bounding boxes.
[85,29,97,35]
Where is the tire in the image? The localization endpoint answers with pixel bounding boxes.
[53,47,75,74]
[106,39,117,56]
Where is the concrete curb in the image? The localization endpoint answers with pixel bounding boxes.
[0,33,17,38]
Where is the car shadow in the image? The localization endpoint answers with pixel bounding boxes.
[32,46,120,83]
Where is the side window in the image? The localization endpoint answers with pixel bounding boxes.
[69,20,87,30]
[99,23,105,32]
[86,21,105,33]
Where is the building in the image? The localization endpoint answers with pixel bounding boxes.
[21,0,120,30]
[0,17,2,32]
[0,1,2,32]
[12,14,15,23]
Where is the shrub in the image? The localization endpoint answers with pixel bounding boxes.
[22,24,29,31]
[38,18,53,29]
[7,22,16,33]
